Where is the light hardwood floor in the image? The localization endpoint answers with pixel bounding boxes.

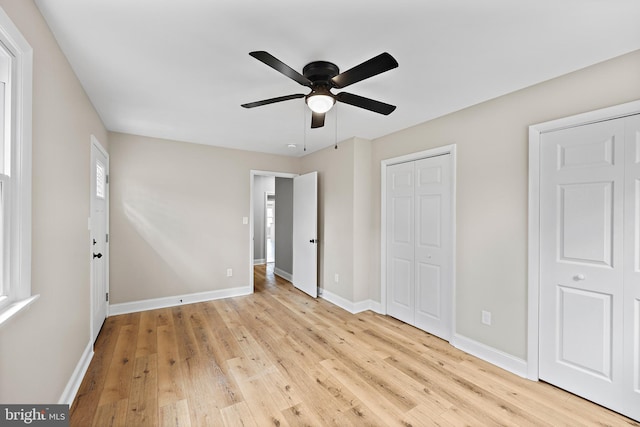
[70,265,639,426]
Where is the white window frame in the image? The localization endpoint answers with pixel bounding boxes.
[0,6,36,326]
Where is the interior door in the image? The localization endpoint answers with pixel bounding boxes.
[90,139,108,344]
[292,171,318,298]
[386,161,415,324]
[539,119,626,412]
[414,154,452,340]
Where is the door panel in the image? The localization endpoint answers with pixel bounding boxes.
[414,155,451,339]
[557,286,612,378]
[558,182,613,266]
[393,197,413,244]
[540,118,627,416]
[418,195,441,247]
[557,136,614,169]
[391,258,412,311]
[417,262,441,318]
[387,162,415,324]
[292,171,318,298]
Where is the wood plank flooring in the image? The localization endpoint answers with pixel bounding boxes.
[70,265,639,426]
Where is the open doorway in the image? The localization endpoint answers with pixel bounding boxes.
[250,171,297,292]
[265,192,275,264]
[252,175,275,266]
[249,170,318,297]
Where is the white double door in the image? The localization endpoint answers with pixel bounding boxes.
[539,114,640,420]
[386,154,452,340]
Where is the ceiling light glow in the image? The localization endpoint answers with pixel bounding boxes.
[306,94,335,113]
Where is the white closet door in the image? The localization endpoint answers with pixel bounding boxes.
[539,119,626,414]
[623,115,640,421]
[386,154,452,340]
[386,161,415,324]
[414,155,452,340]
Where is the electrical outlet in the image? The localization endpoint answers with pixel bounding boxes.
[334,273,339,283]
[482,310,492,326]
[226,268,233,277]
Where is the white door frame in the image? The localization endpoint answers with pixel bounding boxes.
[90,135,109,344]
[249,170,297,293]
[527,99,640,380]
[380,144,457,339]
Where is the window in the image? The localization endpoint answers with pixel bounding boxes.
[0,6,35,326]
[95,161,105,199]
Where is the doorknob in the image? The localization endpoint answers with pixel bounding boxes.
[574,274,585,281]
[93,253,103,259]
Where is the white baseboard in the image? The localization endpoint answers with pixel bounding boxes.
[451,333,528,378]
[274,267,292,282]
[109,286,252,316]
[353,299,383,314]
[320,289,383,314]
[59,341,93,405]
[253,259,266,265]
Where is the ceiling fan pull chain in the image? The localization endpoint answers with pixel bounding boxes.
[334,103,338,150]
[303,105,307,152]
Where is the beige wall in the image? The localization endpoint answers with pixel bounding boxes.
[108,132,298,303]
[371,49,640,359]
[299,137,374,303]
[352,138,374,303]
[0,1,109,403]
[110,134,372,307]
[299,139,355,299]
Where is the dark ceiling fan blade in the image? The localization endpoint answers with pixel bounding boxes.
[331,52,398,89]
[311,111,325,128]
[335,92,396,115]
[249,51,313,87]
[241,93,305,108]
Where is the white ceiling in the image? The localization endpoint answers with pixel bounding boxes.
[35,0,640,157]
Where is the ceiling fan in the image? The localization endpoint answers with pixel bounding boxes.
[241,51,398,128]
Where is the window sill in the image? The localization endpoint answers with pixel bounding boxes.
[0,294,40,328]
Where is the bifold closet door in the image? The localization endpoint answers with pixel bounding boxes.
[414,155,452,340]
[386,154,452,340]
[539,114,640,421]
[386,161,415,325]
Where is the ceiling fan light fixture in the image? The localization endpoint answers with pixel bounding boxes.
[242,51,398,128]
[306,94,335,113]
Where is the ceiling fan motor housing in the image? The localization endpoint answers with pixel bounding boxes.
[302,61,340,86]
